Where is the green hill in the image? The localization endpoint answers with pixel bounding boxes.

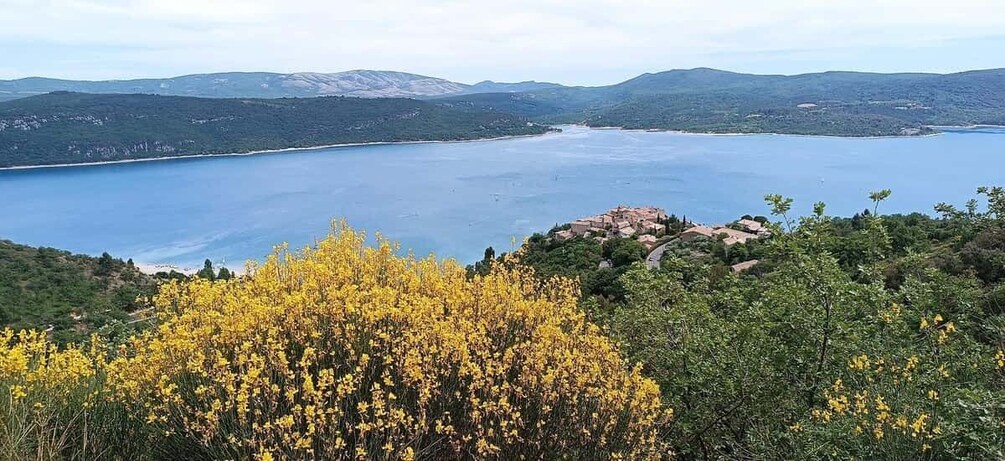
[0,92,550,168]
[438,68,1005,136]
[0,240,162,343]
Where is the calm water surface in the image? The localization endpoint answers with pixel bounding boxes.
[1,126,1003,269]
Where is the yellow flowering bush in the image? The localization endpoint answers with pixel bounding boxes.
[795,308,999,458]
[0,329,110,460]
[105,225,667,459]
[1,329,97,400]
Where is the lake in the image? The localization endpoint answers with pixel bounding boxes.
[1,126,1003,270]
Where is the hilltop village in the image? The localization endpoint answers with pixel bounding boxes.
[550,205,769,271]
[555,206,668,248]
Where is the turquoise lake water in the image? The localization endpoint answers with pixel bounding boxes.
[1,126,1003,269]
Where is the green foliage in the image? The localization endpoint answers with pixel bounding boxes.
[585,188,1005,459]
[0,92,550,167]
[603,238,647,267]
[0,240,159,344]
[469,233,652,303]
[196,259,216,280]
[515,234,604,279]
[960,228,1005,284]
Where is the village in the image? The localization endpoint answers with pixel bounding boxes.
[552,205,770,271]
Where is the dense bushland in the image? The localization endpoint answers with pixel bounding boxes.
[504,188,1005,459]
[0,226,667,460]
[0,241,162,344]
[3,187,1005,459]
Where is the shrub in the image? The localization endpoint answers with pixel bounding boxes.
[0,330,141,460]
[102,225,668,460]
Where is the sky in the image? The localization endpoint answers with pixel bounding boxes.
[1,0,1004,85]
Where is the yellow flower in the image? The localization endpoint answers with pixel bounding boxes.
[848,354,871,371]
[911,414,930,437]
[938,364,951,378]
[93,224,666,460]
[10,384,27,401]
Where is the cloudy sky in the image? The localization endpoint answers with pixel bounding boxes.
[1,0,1003,85]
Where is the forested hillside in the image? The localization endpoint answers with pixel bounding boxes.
[0,241,160,343]
[0,92,550,168]
[439,68,1005,136]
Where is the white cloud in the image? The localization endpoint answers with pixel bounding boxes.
[1,0,1003,83]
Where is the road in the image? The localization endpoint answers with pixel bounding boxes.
[645,240,671,269]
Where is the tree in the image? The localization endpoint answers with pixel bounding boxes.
[604,238,647,268]
[216,267,233,281]
[95,252,116,276]
[196,259,216,280]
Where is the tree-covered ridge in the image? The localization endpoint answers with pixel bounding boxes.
[0,240,161,344]
[438,68,1005,137]
[0,92,550,168]
[0,243,238,346]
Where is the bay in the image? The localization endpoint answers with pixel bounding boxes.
[1,125,1003,270]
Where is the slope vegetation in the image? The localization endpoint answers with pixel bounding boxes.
[0,92,549,167]
[0,240,158,343]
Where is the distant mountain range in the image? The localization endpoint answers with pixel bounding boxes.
[1,68,1003,163]
[438,68,1005,137]
[0,70,564,101]
[0,92,549,168]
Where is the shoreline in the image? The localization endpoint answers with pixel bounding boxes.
[0,131,558,172]
[583,125,944,139]
[928,124,1005,130]
[4,123,998,171]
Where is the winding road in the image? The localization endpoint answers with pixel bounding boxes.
[645,240,672,269]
